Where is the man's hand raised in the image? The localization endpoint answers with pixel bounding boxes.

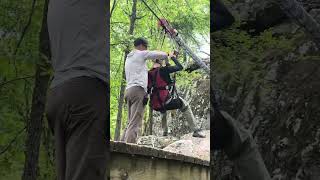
[168,52,176,59]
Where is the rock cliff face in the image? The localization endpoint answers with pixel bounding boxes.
[150,75,210,137]
[222,42,320,180]
[213,1,320,179]
[230,0,320,34]
[137,75,210,161]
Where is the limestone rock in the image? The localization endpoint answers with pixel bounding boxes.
[163,130,210,161]
[151,77,210,137]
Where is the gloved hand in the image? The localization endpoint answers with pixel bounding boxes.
[168,52,176,59]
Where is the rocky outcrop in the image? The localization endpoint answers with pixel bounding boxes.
[229,0,320,34]
[163,131,210,161]
[150,76,210,137]
[213,1,320,179]
[138,76,210,161]
[137,130,210,161]
[214,37,320,180]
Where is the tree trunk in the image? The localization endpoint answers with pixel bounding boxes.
[276,0,320,48]
[114,0,138,140]
[142,106,152,136]
[148,107,153,135]
[114,54,127,141]
[22,0,51,179]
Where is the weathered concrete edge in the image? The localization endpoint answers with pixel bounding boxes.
[110,141,210,166]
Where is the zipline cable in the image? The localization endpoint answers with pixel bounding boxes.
[140,0,173,36]
[140,0,162,21]
[150,0,168,20]
[140,0,210,74]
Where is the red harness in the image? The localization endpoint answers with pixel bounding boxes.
[148,68,170,112]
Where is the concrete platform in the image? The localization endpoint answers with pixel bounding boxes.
[110,141,210,180]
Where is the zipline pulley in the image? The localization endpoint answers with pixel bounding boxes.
[157,18,210,74]
[140,0,210,74]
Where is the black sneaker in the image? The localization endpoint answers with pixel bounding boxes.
[192,130,206,138]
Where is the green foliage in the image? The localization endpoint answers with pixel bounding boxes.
[213,21,297,93]
[0,0,55,179]
[110,0,210,139]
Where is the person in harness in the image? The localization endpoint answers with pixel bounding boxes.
[148,52,206,138]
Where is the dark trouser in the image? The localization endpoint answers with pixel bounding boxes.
[161,97,198,134]
[46,77,108,180]
[121,86,146,143]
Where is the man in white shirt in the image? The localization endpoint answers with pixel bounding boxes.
[122,37,169,143]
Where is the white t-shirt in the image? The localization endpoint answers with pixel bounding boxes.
[125,49,168,92]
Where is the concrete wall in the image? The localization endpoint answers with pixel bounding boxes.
[110,141,210,180]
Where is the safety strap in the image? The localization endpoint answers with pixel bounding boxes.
[172,74,179,99]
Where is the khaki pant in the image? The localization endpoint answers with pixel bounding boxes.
[121,86,147,143]
[46,77,108,180]
[161,97,198,134]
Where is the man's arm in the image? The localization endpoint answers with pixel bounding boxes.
[143,50,168,60]
[164,56,183,74]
